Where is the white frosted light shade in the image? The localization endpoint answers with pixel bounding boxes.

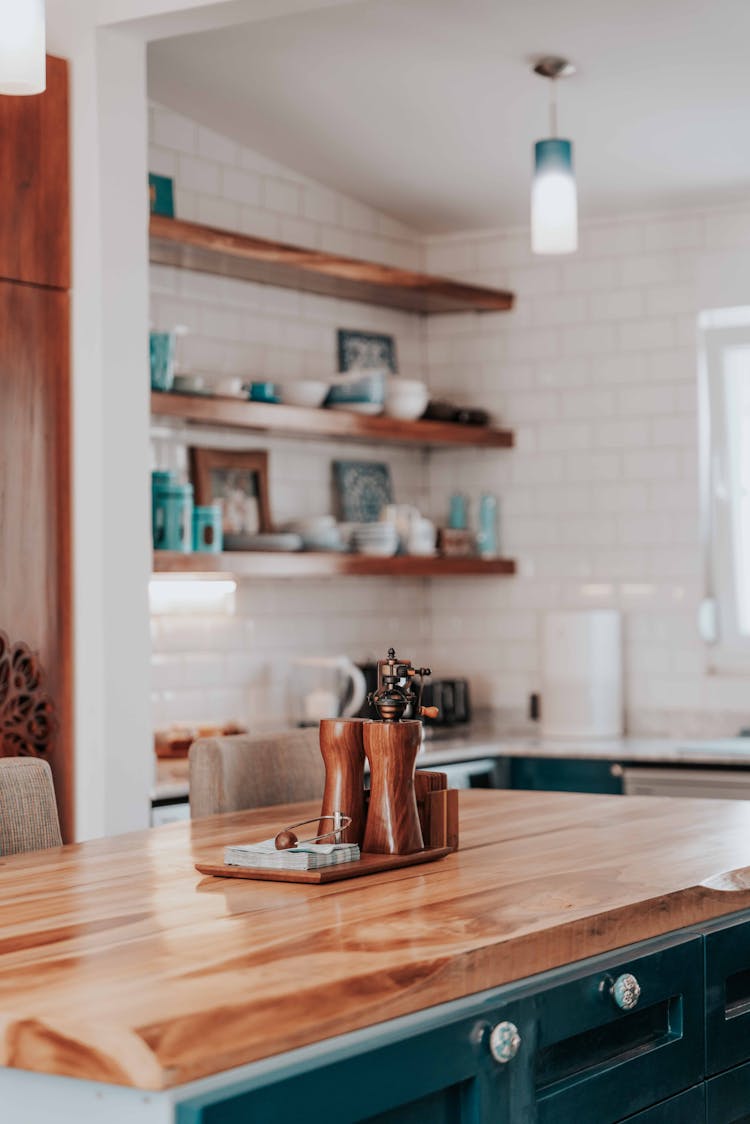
[0,0,46,96]
[531,138,578,255]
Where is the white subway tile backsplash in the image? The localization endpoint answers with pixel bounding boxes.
[562,322,617,356]
[262,177,302,216]
[620,253,678,287]
[619,318,676,352]
[178,155,221,196]
[196,195,240,230]
[589,289,644,322]
[222,167,262,206]
[150,100,750,728]
[197,126,239,165]
[617,383,676,416]
[562,258,618,292]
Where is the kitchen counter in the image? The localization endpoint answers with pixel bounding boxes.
[153,726,750,803]
[5,788,750,1105]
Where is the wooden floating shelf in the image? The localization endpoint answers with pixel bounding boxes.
[150,215,514,315]
[151,392,514,450]
[153,552,517,579]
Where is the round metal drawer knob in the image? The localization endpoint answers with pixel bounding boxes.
[611,973,641,1011]
[489,1020,521,1064]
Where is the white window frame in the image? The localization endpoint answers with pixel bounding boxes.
[699,307,750,673]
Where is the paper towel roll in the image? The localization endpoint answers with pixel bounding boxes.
[541,610,623,739]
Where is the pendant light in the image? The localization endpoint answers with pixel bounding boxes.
[0,0,46,96]
[531,56,577,255]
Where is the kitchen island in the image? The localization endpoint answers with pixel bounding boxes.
[5,790,750,1121]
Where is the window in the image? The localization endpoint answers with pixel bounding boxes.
[700,309,750,670]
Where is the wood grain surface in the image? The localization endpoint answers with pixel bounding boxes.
[0,284,72,838]
[149,215,514,314]
[196,847,452,884]
[318,718,366,845]
[363,721,424,854]
[152,550,517,579]
[3,791,750,1090]
[151,391,515,450]
[0,56,69,289]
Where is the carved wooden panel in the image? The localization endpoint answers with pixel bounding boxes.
[0,631,56,759]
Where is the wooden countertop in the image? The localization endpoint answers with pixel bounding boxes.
[4,790,750,1091]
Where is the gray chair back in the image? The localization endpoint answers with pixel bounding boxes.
[0,757,62,855]
[189,728,325,819]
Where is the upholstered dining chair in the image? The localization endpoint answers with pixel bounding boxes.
[0,757,62,856]
[189,728,325,819]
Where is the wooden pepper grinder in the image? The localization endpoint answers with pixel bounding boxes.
[317,718,367,845]
[362,649,438,855]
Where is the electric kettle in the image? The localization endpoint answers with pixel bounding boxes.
[288,656,368,726]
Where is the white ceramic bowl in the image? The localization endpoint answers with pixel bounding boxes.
[384,379,429,421]
[280,380,330,408]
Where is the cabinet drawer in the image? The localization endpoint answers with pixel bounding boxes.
[620,1085,705,1122]
[706,918,750,1075]
[510,757,624,795]
[706,1061,750,1122]
[176,998,525,1124]
[531,937,703,1124]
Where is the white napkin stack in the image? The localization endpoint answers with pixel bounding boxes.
[225,838,360,871]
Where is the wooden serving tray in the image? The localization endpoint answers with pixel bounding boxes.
[196,846,452,884]
[196,778,459,885]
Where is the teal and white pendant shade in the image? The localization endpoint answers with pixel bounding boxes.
[531,137,578,255]
[0,0,46,95]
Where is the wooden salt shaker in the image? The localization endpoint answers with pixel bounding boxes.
[317,718,366,845]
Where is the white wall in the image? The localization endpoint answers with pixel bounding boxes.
[149,102,750,738]
[47,3,152,838]
[424,207,750,735]
[149,102,432,730]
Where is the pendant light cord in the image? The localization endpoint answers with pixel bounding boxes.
[549,80,558,139]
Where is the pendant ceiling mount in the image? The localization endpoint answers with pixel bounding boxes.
[532,56,577,81]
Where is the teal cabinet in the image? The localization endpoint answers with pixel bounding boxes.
[620,1085,705,1121]
[177,935,706,1124]
[706,917,750,1075]
[173,907,750,1124]
[706,1062,750,1122]
[511,757,623,795]
[176,998,527,1124]
[530,938,703,1123]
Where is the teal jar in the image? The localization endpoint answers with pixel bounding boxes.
[150,331,176,392]
[448,493,468,530]
[477,493,499,558]
[151,470,174,548]
[193,505,223,553]
[152,478,193,553]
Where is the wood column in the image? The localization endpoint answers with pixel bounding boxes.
[0,56,72,838]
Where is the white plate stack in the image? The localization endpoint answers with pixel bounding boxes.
[352,522,399,556]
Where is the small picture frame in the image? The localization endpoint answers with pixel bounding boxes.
[337,330,397,374]
[149,173,175,218]
[190,448,271,548]
[333,460,394,523]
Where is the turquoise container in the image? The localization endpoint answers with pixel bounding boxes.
[248,381,279,403]
[152,477,193,553]
[477,493,499,558]
[193,505,223,553]
[448,493,468,531]
[150,331,176,392]
[151,470,174,548]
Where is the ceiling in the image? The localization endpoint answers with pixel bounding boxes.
[147,0,750,234]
